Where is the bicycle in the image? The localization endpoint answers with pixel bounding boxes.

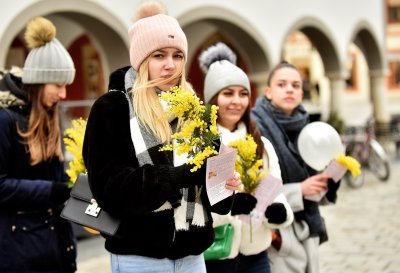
[341,119,390,188]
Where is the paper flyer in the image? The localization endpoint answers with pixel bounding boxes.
[305,160,346,202]
[205,145,237,205]
[323,160,348,182]
[240,174,283,227]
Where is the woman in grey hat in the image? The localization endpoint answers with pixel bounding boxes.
[0,17,77,273]
[199,42,294,273]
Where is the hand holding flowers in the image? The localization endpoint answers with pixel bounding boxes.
[229,134,267,242]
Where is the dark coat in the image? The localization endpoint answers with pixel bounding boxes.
[82,67,233,259]
[0,71,76,273]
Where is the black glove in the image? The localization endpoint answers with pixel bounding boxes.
[50,182,71,205]
[231,193,257,215]
[325,178,341,203]
[265,203,287,224]
[190,163,207,186]
[173,163,207,188]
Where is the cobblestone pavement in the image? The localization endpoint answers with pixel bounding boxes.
[319,160,400,273]
[76,160,400,273]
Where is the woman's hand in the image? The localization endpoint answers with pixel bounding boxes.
[301,173,330,196]
[225,171,241,191]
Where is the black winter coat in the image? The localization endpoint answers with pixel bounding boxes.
[0,71,76,273]
[82,67,233,259]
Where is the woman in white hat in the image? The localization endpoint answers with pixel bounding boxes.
[199,42,293,273]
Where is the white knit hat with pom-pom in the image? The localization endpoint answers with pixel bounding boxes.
[199,42,250,103]
[128,1,187,70]
[22,17,75,84]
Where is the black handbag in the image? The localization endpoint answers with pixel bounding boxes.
[61,173,120,236]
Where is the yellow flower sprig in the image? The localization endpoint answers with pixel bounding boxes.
[229,135,265,195]
[335,154,361,177]
[64,118,87,187]
[159,86,220,172]
[64,118,100,235]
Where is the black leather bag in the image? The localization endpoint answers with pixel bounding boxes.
[61,173,120,236]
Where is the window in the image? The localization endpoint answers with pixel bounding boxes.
[389,61,400,87]
[388,6,400,23]
[346,53,358,90]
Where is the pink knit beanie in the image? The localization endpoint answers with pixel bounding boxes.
[128,13,188,70]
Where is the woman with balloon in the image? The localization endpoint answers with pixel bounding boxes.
[251,61,341,273]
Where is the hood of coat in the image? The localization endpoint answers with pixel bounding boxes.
[107,66,136,94]
[0,68,27,108]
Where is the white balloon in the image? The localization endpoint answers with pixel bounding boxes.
[297,121,344,171]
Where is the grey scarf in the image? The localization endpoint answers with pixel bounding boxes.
[252,97,328,243]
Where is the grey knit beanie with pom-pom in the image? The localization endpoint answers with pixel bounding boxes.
[22,17,75,84]
[198,42,250,103]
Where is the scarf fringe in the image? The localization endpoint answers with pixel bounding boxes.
[191,203,206,227]
[153,201,173,212]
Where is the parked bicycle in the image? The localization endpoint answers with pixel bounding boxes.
[341,119,390,188]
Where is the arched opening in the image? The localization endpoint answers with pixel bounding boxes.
[282,31,325,122]
[4,11,129,121]
[281,25,341,123]
[350,24,391,142]
[183,16,269,105]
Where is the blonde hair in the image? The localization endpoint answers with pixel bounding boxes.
[18,85,63,165]
[132,56,194,143]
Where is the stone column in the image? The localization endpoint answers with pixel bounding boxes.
[370,69,391,124]
[369,69,395,156]
[326,71,347,120]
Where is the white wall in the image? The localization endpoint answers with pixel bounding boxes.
[0,0,394,123]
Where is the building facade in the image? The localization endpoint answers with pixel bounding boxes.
[0,0,398,143]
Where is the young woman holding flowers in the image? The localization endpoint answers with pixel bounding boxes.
[82,2,240,273]
[0,17,77,272]
[251,61,341,273]
[199,42,294,273]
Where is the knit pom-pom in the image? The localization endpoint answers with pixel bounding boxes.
[132,1,168,22]
[198,42,237,74]
[24,17,56,49]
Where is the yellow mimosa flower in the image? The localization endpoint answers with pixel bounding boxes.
[159,86,220,172]
[64,118,87,187]
[229,135,266,195]
[335,154,361,177]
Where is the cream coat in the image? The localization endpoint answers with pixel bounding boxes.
[267,184,320,273]
[210,122,294,259]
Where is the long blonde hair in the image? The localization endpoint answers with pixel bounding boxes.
[18,84,63,165]
[132,56,194,143]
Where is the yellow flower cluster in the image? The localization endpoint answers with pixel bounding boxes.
[159,86,220,172]
[229,135,265,195]
[335,154,361,177]
[64,118,87,187]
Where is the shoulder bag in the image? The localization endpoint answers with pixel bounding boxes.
[60,173,120,236]
[203,223,234,260]
[61,90,140,236]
